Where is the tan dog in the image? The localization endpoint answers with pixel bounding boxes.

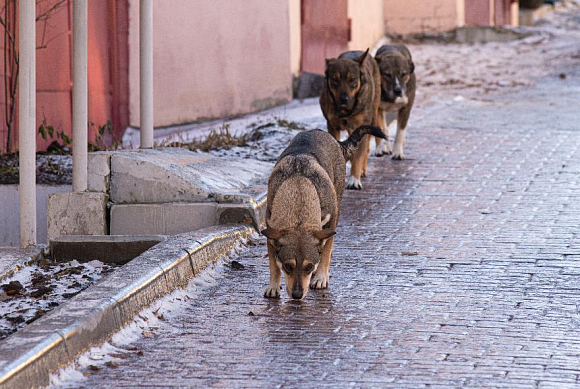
[262,125,386,299]
[374,44,416,160]
[319,49,383,190]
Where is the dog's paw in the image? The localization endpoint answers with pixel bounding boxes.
[374,140,392,157]
[346,176,363,190]
[264,285,281,298]
[392,145,405,160]
[310,273,329,289]
[392,152,405,160]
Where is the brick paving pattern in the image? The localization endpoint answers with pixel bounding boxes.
[69,72,580,388]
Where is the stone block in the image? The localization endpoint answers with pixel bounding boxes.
[110,202,217,235]
[110,204,163,235]
[163,203,217,235]
[47,192,108,242]
[109,148,272,204]
[87,152,111,193]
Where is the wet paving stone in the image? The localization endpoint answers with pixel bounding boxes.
[66,74,580,388]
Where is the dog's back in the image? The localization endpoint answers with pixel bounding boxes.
[338,50,365,62]
[267,130,345,227]
[376,44,412,61]
[268,126,386,221]
[277,130,346,201]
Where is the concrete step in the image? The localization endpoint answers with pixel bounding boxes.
[108,147,272,204]
[50,235,167,264]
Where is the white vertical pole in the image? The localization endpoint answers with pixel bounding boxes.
[19,0,36,247]
[140,0,153,148]
[72,0,88,192]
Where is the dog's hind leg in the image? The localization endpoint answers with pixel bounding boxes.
[264,243,282,298]
[374,111,393,157]
[310,235,335,289]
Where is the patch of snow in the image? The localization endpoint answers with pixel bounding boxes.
[123,98,325,149]
[0,260,117,340]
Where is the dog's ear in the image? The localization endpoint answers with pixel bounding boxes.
[409,60,415,74]
[357,48,370,66]
[325,58,335,77]
[313,229,336,245]
[262,227,282,240]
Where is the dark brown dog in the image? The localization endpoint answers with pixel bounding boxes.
[262,125,386,299]
[319,49,383,190]
[374,44,416,160]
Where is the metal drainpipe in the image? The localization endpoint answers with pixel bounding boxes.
[19,0,36,247]
[72,0,88,192]
[140,0,154,148]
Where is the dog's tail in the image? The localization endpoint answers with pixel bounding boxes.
[339,125,387,161]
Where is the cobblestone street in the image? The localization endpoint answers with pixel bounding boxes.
[56,63,580,388]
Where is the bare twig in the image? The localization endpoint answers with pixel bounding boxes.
[1,0,67,152]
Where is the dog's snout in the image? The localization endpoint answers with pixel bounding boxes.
[291,289,303,299]
[393,85,402,96]
[339,93,349,105]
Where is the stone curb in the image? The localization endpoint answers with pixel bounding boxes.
[0,224,254,389]
[0,246,45,283]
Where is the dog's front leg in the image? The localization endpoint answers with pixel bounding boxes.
[393,107,411,160]
[264,243,281,298]
[392,125,406,160]
[374,111,393,157]
[310,235,335,289]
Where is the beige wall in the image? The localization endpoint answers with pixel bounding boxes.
[510,2,519,26]
[348,0,384,51]
[289,0,301,76]
[457,0,466,27]
[384,0,462,35]
[128,0,292,128]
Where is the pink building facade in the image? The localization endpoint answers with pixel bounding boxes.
[384,0,519,35]
[0,0,519,153]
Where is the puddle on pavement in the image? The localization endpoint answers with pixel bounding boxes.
[0,258,119,340]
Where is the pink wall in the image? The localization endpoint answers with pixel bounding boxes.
[465,0,518,26]
[300,0,349,75]
[128,0,293,128]
[465,0,491,25]
[384,0,461,35]
[0,0,127,153]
